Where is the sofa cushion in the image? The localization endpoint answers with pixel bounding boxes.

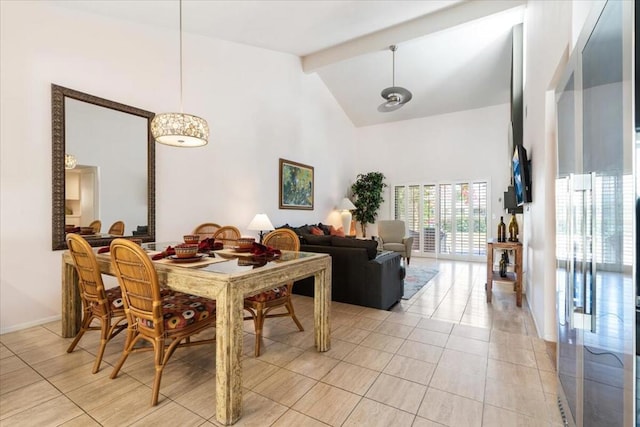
[295,225,312,235]
[383,242,407,253]
[303,234,333,246]
[317,223,332,235]
[277,224,309,243]
[331,236,378,259]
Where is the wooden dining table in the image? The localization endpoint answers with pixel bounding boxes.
[60,243,332,425]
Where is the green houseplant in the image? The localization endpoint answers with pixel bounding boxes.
[350,172,386,237]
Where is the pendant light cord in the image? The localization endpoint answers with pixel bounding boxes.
[390,45,397,87]
[179,0,183,113]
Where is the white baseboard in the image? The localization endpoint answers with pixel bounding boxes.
[0,315,62,335]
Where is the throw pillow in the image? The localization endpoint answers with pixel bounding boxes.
[329,225,345,237]
[310,226,324,236]
[317,223,331,235]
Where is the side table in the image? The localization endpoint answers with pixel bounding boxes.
[486,240,523,307]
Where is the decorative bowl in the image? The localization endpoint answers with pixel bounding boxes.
[183,234,200,244]
[237,237,256,248]
[80,227,94,235]
[174,243,198,258]
[237,237,255,250]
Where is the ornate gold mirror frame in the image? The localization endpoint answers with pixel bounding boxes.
[51,84,155,250]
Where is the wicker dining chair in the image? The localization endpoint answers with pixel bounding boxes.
[89,220,102,234]
[244,228,304,356]
[192,222,221,239]
[212,225,241,248]
[108,220,125,236]
[65,233,127,374]
[109,238,217,406]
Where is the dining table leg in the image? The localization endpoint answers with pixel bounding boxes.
[215,285,244,425]
[61,257,81,338]
[314,261,331,351]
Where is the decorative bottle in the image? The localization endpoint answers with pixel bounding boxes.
[497,216,506,242]
[508,213,519,242]
[499,251,509,277]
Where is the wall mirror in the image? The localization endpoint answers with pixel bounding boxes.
[52,84,155,250]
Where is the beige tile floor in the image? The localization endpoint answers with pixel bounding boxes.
[0,258,562,426]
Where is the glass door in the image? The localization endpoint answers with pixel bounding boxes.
[556,69,580,427]
[580,1,634,425]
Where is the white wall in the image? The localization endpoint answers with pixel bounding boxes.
[354,104,512,238]
[522,0,596,341]
[0,1,356,332]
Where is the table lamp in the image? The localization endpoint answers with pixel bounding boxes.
[337,198,356,236]
[247,213,274,243]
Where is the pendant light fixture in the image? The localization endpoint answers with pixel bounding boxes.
[65,153,77,169]
[151,0,209,147]
[378,45,413,113]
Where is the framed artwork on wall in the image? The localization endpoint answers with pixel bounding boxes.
[279,158,314,210]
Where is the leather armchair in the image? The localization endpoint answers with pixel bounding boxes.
[377,220,414,265]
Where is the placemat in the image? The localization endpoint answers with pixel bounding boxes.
[214,248,255,258]
[152,254,229,268]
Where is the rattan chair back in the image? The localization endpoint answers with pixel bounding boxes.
[212,225,241,247]
[108,220,125,236]
[192,222,221,239]
[89,220,102,233]
[263,228,300,251]
[109,238,216,405]
[244,228,303,356]
[109,238,163,335]
[65,233,127,373]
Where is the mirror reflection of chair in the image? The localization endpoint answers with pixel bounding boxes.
[108,220,125,236]
[89,220,102,234]
[244,228,304,356]
[65,233,127,373]
[212,225,241,247]
[192,222,221,239]
[377,220,414,265]
[108,238,217,406]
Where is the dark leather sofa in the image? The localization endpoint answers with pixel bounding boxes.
[290,233,405,310]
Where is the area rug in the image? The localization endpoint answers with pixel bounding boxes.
[403,266,439,300]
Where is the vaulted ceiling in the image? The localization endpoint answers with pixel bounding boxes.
[55,0,525,127]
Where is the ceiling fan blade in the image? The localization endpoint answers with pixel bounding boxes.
[377,102,404,113]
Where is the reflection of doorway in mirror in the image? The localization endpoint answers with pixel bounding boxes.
[65,166,99,228]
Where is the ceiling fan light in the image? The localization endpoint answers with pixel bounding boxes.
[385,93,402,107]
[151,112,209,147]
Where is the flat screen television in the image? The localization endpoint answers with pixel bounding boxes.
[512,145,532,205]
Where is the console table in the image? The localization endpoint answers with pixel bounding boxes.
[486,240,523,307]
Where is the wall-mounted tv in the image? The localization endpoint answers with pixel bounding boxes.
[512,145,532,205]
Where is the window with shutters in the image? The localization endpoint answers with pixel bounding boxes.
[393,180,488,259]
[472,182,488,256]
[423,185,437,254]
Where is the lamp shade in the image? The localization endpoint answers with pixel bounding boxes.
[247,214,274,231]
[337,197,356,211]
[151,112,209,147]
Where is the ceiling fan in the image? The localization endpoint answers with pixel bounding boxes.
[378,45,413,113]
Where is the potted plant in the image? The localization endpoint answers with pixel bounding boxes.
[350,172,386,237]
